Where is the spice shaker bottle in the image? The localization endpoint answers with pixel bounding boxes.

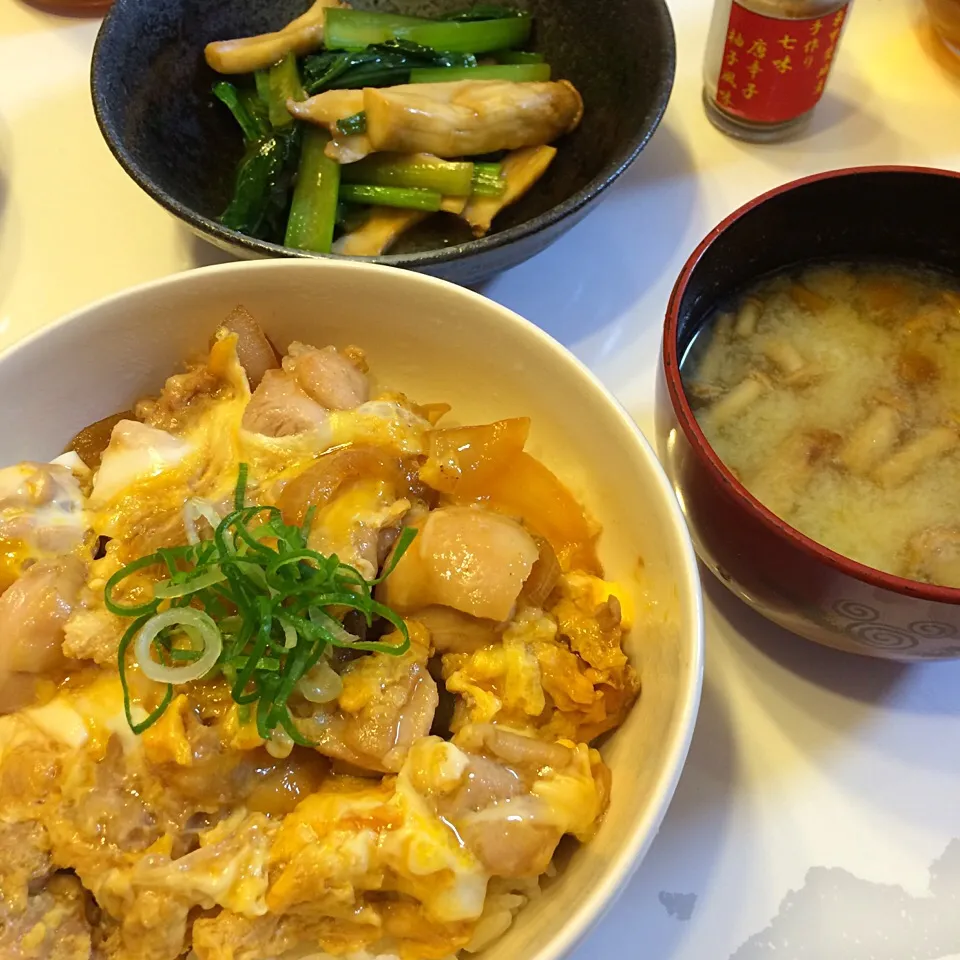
[703,0,851,142]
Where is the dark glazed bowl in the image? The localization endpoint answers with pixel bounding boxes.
[90,0,675,286]
[657,166,960,661]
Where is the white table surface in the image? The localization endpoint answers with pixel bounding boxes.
[3,1,960,957]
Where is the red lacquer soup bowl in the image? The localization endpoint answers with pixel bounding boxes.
[657,166,960,661]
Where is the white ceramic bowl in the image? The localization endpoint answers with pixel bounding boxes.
[0,260,703,960]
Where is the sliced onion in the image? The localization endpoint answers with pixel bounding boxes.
[134,608,222,685]
[521,537,561,609]
[183,499,225,545]
[281,620,298,650]
[297,659,343,704]
[153,566,227,599]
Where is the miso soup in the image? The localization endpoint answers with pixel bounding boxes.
[682,262,960,588]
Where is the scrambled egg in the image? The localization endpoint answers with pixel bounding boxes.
[0,319,639,960]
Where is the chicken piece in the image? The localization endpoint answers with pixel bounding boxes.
[308,478,411,580]
[435,727,607,877]
[0,873,94,960]
[205,0,346,75]
[461,145,556,238]
[333,206,430,256]
[379,505,539,622]
[214,307,279,389]
[415,605,502,655]
[286,89,374,162]
[277,445,406,525]
[134,334,251,433]
[903,526,960,587]
[873,425,958,489]
[241,370,330,438]
[0,821,52,912]
[746,428,841,518]
[359,80,583,158]
[296,640,438,773]
[839,404,901,476]
[0,462,88,566]
[0,556,86,709]
[282,342,370,410]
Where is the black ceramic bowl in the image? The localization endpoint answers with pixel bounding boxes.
[91,0,675,285]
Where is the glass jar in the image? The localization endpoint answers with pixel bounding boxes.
[703,0,851,142]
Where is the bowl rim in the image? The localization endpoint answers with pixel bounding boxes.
[89,0,676,269]
[2,258,704,959]
[664,163,960,606]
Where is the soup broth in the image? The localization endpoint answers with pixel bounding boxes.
[682,262,960,587]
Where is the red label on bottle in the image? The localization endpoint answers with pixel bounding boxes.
[715,3,848,124]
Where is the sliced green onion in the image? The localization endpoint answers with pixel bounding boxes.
[153,566,227,599]
[134,608,223,685]
[339,183,443,211]
[409,63,550,83]
[110,465,417,741]
[324,8,532,54]
[340,153,475,196]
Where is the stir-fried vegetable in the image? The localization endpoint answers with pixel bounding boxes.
[409,63,551,83]
[108,465,416,740]
[340,153,476,195]
[339,183,443,211]
[302,39,476,94]
[285,127,341,252]
[208,3,581,254]
[323,8,532,54]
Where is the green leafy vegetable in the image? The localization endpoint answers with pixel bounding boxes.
[409,62,550,83]
[109,466,416,741]
[471,161,507,197]
[256,53,306,128]
[493,49,545,64]
[341,154,475,196]
[336,111,367,136]
[442,5,529,21]
[339,183,443,211]
[324,8,532,54]
[213,81,270,143]
[219,126,302,239]
[302,40,476,95]
[285,126,342,253]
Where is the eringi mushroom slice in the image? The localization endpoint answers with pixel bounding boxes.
[205,0,348,75]
[461,145,556,238]
[361,79,583,158]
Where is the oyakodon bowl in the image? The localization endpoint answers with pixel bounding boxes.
[657,165,960,661]
[90,0,676,286]
[0,259,702,957]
